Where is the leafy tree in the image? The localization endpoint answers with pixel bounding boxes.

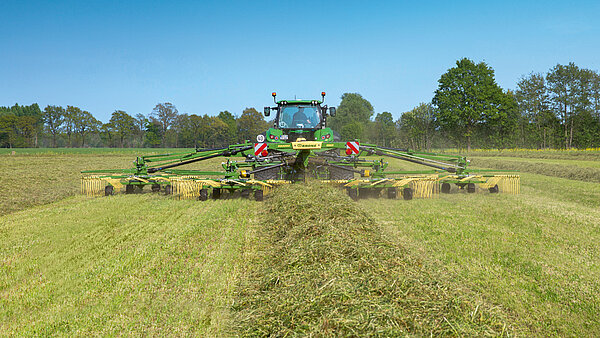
[109,110,136,147]
[43,105,65,147]
[134,113,148,147]
[373,112,396,147]
[144,119,163,148]
[151,102,178,147]
[236,108,268,142]
[330,93,374,140]
[64,106,81,147]
[516,73,557,148]
[546,63,580,148]
[218,110,237,144]
[432,58,510,150]
[73,110,100,147]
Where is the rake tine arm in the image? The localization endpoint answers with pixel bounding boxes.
[147,146,252,173]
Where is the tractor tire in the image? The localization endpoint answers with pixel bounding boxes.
[254,167,279,180]
[467,183,476,193]
[489,184,499,193]
[212,188,222,199]
[105,185,114,196]
[151,184,161,192]
[330,166,354,180]
[347,188,359,201]
[441,182,451,194]
[199,188,208,201]
[164,185,172,195]
[125,184,134,194]
[387,187,397,199]
[254,190,264,201]
[403,187,413,200]
[241,189,251,198]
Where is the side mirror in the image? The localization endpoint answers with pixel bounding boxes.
[329,107,336,117]
[264,107,271,117]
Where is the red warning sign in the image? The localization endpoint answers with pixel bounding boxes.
[254,143,267,156]
[346,141,359,155]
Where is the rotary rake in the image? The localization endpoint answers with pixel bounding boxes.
[81,92,519,200]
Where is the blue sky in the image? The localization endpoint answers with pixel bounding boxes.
[1,0,599,122]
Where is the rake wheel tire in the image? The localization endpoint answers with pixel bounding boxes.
[254,190,264,201]
[467,183,476,193]
[241,189,251,198]
[489,184,499,193]
[403,187,413,200]
[387,187,397,199]
[105,185,114,196]
[441,183,451,194]
[164,185,172,195]
[125,184,134,194]
[199,188,208,201]
[212,188,222,199]
[151,184,161,192]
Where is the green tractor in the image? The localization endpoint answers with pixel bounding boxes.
[81,92,519,201]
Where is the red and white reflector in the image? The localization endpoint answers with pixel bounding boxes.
[346,141,359,155]
[254,142,267,156]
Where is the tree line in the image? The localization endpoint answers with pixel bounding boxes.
[2,59,599,149]
[331,59,600,150]
[0,103,269,148]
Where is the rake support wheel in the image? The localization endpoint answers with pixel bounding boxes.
[489,184,499,193]
[387,187,397,199]
[125,184,134,194]
[164,185,172,195]
[151,184,161,192]
[441,183,451,194]
[212,188,222,199]
[199,188,208,201]
[467,183,476,193]
[254,190,264,201]
[105,185,114,196]
[403,187,413,200]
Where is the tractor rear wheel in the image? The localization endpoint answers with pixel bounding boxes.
[387,187,397,199]
[330,166,354,180]
[199,188,208,201]
[403,187,413,200]
[441,183,451,194]
[467,183,476,193]
[105,185,114,196]
[489,184,499,193]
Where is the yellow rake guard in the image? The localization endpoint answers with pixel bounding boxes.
[490,175,520,194]
[81,175,104,197]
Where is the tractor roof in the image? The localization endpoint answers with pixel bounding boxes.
[276,99,323,105]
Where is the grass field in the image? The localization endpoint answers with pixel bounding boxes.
[1,148,600,335]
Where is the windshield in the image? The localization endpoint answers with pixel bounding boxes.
[278,105,320,129]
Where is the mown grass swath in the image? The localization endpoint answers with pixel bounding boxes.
[232,183,516,336]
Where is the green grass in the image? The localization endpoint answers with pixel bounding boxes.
[2,149,600,335]
[0,148,197,155]
[470,157,600,183]
[0,195,256,335]
[363,173,600,336]
[0,151,224,215]
[232,183,517,336]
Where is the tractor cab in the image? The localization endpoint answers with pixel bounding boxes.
[263,92,337,143]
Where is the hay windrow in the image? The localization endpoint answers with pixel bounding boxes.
[232,183,515,336]
[470,157,600,183]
